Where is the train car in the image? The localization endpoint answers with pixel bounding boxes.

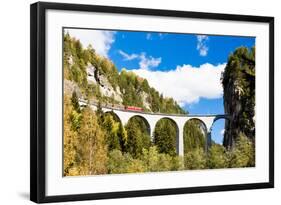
[125,106,144,112]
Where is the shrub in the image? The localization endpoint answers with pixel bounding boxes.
[228,133,255,168]
[207,144,228,169]
[184,148,207,170]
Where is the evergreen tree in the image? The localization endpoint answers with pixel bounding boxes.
[125,117,151,158]
[95,100,103,118]
[101,114,121,151]
[153,119,177,156]
[183,120,206,153]
[117,122,128,152]
[71,91,80,113]
[69,91,82,131]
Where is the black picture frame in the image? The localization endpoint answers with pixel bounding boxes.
[30,1,274,203]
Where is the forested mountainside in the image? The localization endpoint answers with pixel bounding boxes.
[63,33,185,114]
[63,33,255,176]
[222,47,255,148]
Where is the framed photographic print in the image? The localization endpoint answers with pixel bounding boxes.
[30,1,274,203]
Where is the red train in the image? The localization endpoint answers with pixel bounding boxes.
[125,106,143,112]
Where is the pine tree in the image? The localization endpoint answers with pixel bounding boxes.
[101,114,121,151]
[71,91,80,113]
[183,120,206,153]
[125,117,151,158]
[153,119,177,156]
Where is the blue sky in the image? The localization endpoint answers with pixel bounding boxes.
[65,28,255,144]
[109,31,254,69]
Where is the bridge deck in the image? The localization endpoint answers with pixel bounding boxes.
[79,99,229,118]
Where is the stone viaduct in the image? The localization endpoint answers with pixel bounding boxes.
[79,100,230,156]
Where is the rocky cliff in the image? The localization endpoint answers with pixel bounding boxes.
[222,47,255,148]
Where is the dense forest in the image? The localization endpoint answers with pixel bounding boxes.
[63,33,255,176]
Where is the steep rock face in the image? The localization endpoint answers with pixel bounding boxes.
[85,64,152,110]
[223,79,245,147]
[222,47,255,148]
[140,91,151,111]
[98,73,123,102]
[86,64,97,84]
[86,63,123,103]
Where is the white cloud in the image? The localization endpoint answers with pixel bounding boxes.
[139,53,161,70]
[131,63,225,105]
[220,129,225,135]
[119,50,161,70]
[65,29,115,57]
[118,50,138,61]
[197,35,209,56]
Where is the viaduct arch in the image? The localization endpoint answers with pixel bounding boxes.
[80,100,230,156]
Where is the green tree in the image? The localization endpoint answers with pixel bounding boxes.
[117,122,128,152]
[142,79,150,93]
[74,39,84,59]
[70,92,82,131]
[125,117,151,158]
[71,91,80,112]
[69,108,82,131]
[153,119,177,156]
[102,114,121,151]
[184,120,206,153]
